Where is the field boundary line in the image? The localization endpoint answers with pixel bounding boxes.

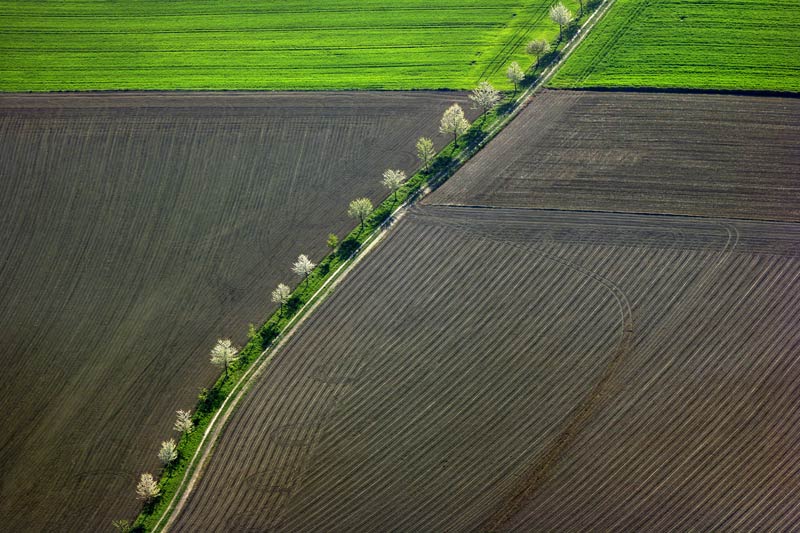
[549,85,800,99]
[420,203,795,226]
[154,3,616,529]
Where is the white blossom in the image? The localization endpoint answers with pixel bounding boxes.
[291,254,316,282]
[174,410,194,434]
[158,438,178,465]
[439,103,471,147]
[382,169,406,200]
[210,338,239,377]
[135,472,161,501]
[469,81,502,117]
[506,62,525,93]
[347,198,374,229]
[550,2,573,41]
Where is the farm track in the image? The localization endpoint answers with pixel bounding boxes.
[429,90,800,223]
[171,205,800,531]
[0,91,473,532]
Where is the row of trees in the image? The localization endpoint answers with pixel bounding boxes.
[344,96,475,229]
[130,406,196,514]
[123,94,496,530]
[129,243,321,514]
[124,5,584,520]
[550,2,574,42]
[504,2,574,94]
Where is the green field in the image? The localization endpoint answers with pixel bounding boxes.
[0,0,580,92]
[551,0,800,92]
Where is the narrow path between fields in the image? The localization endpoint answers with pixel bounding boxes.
[157,2,618,530]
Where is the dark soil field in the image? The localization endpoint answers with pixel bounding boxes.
[171,204,800,531]
[432,90,800,222]
[0,91,472,532]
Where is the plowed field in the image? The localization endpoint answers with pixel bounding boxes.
[0,91,469,532]
[171,205,800,531]
[431,90,800,222]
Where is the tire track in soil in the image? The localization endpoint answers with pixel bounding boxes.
[418,205,739,531]
[274,231,612,531]
[496,219,739,531]
[419,208,633,532]
[512,250,800,531]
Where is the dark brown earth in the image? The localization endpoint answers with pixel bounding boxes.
[0,91,473,532]
[430,90,800,221]
[171,204,800,532]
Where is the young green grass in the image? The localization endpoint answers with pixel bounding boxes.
[550,0,800,92]
[0,0,580,92]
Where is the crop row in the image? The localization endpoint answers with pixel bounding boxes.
[510,231,800,529]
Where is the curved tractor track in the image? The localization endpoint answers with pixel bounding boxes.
[170,204,800,531]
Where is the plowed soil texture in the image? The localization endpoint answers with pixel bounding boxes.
[0,91,471,532]
[170,204,800,531]
[431,90,800,222]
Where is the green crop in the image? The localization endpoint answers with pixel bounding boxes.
[0,0,580,92]
[551,0,800,92]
